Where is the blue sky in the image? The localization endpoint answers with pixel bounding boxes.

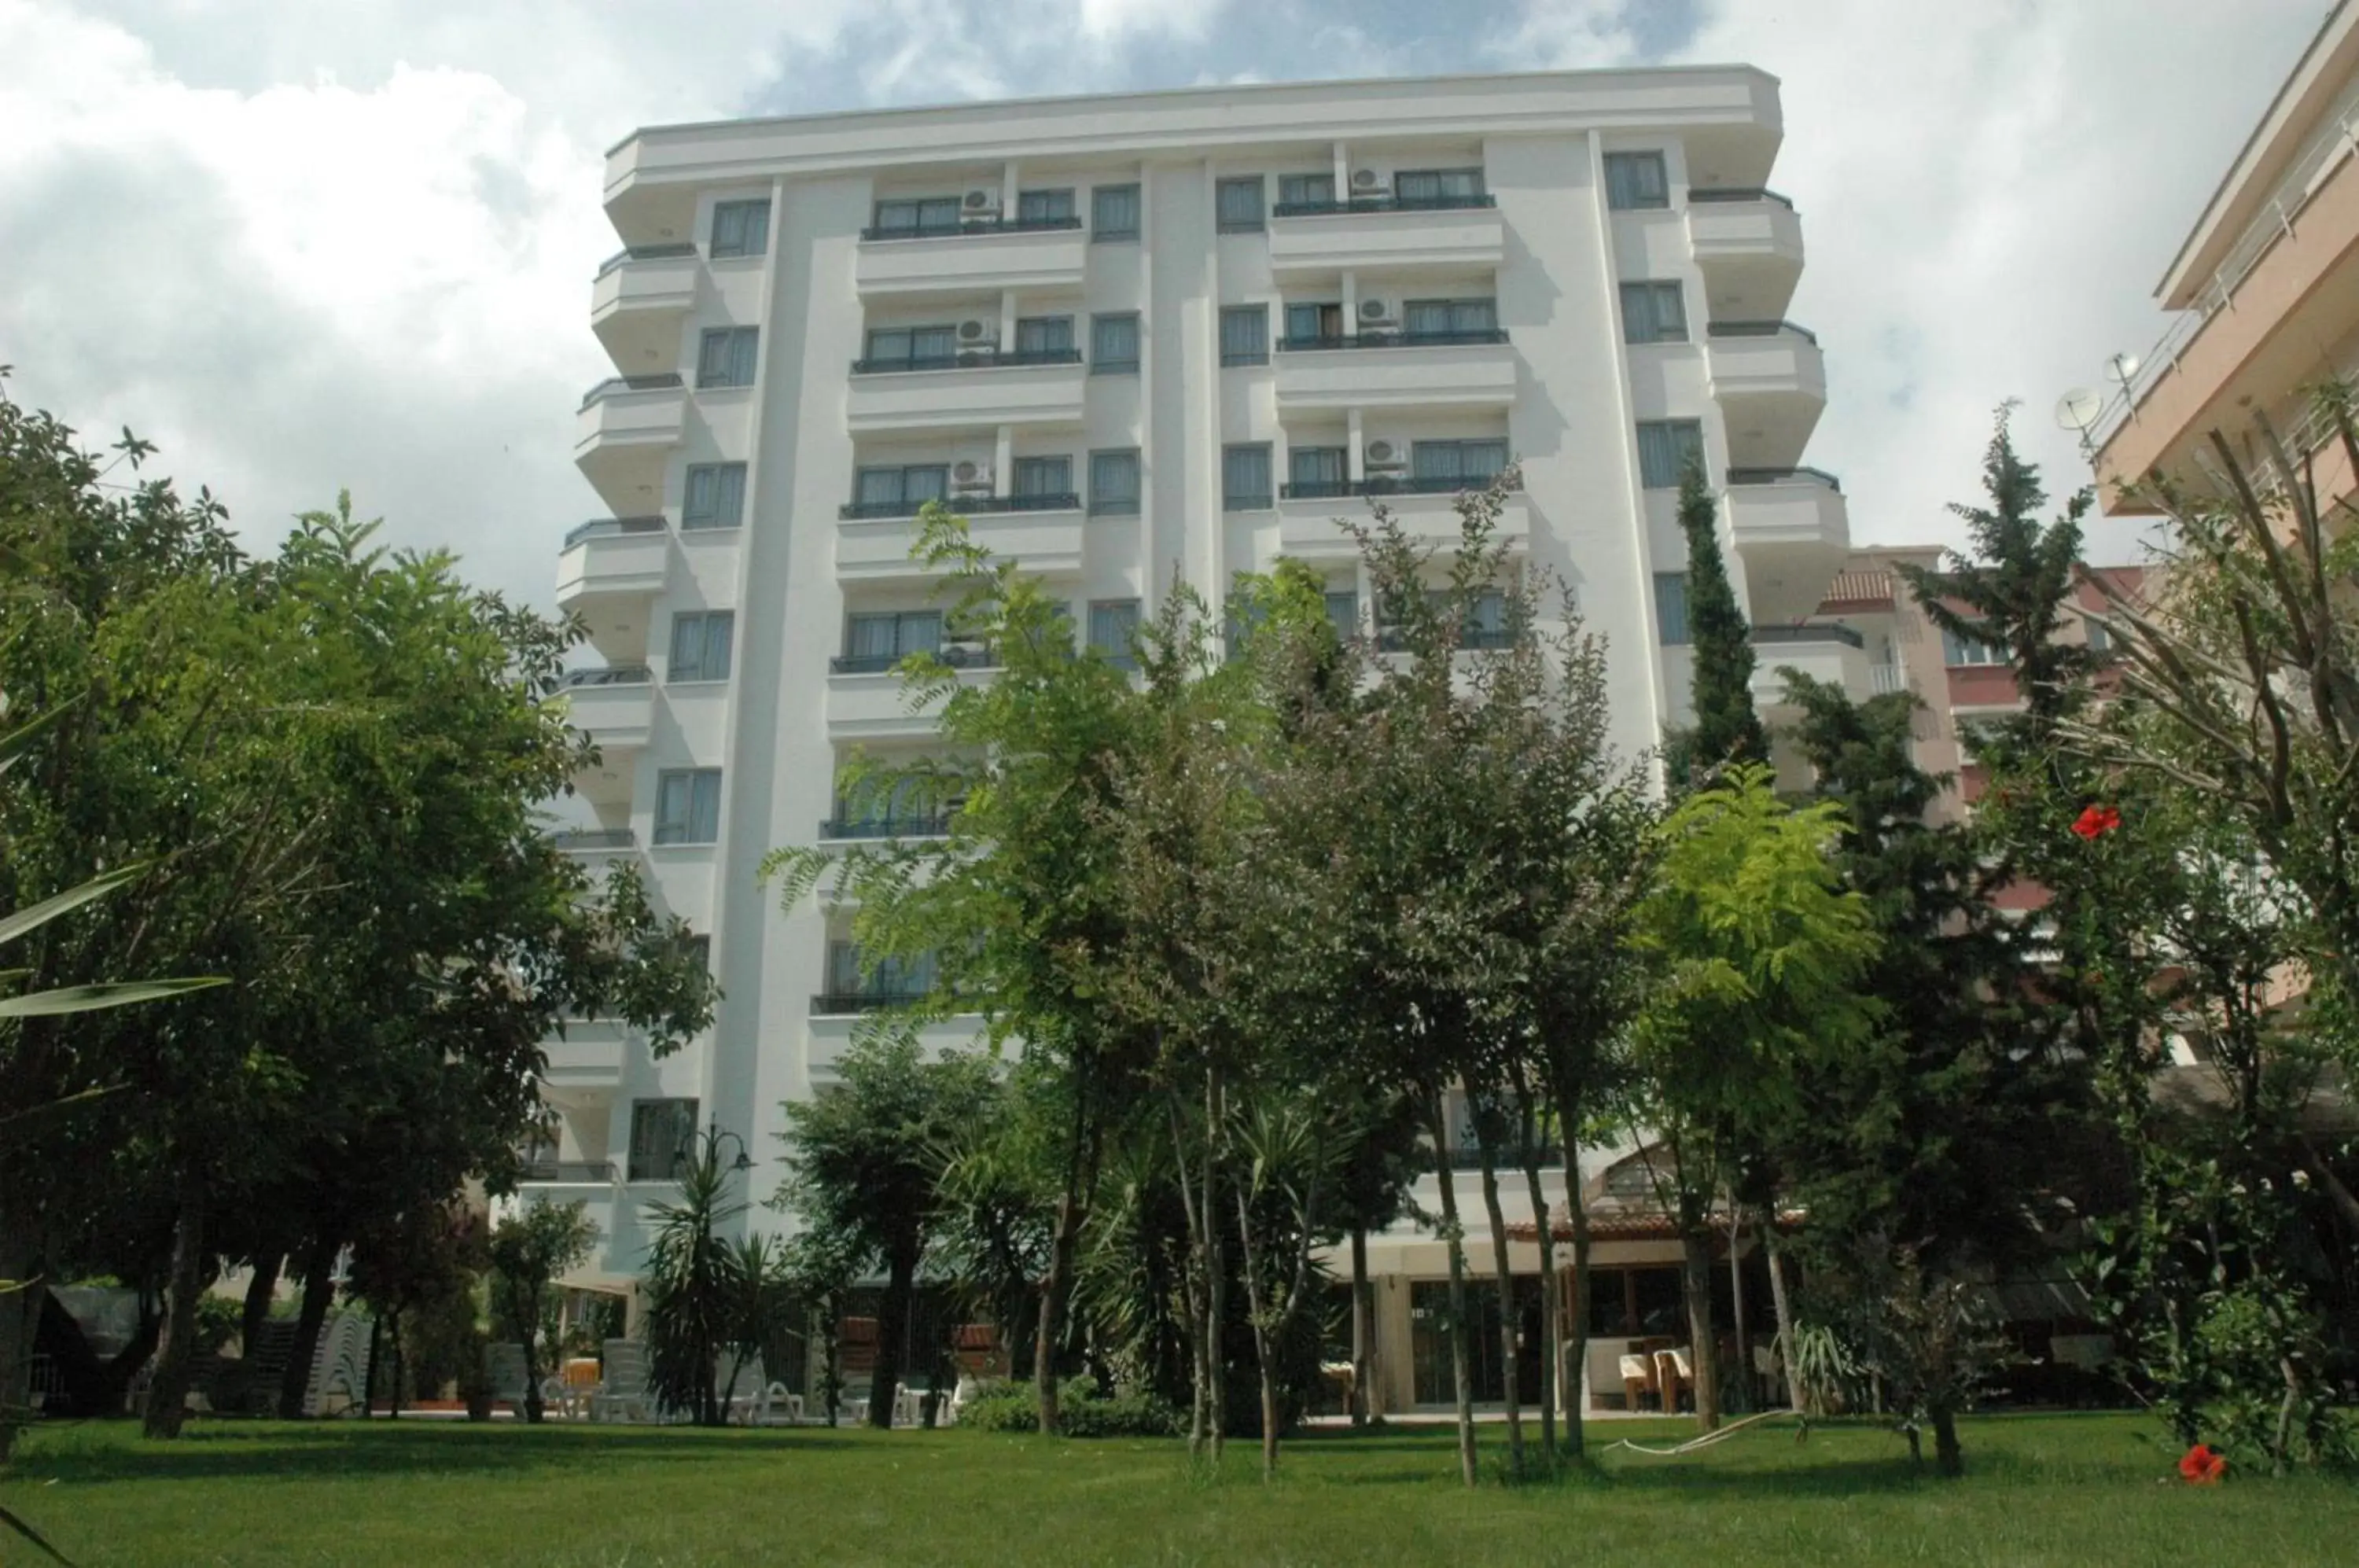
[0,0,2332,608]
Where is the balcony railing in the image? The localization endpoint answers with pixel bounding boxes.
[811,989,935,1014]
[839,492,1081,521]
[579,373,684,410]
[1377,626,1518,653]
[559,664,653,689]
[563,515,666,550]
[1275,329,1509,352]
[1708,319,1820,347]
[851,348,1083,374]
[1280,473,1522,501]
[593,241,698,278]
[1750,623,1864,650]
[859,215,1083,241]
[1272,193,1498,217]
[830,645,999,675]
[520,1159,618,1183]
[552,827,637,852]
[1728,466,1843,492]
[819,814,955,841]
[1687,187,1796,211]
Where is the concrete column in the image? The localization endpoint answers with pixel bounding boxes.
[1331,138,1349,199]
[1341,269,1358,340]
[1001,160,1019,214]
[993,425,1014,499]
[1347,406,1365,482]
[999,288,1018,359]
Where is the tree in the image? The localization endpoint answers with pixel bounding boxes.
[1630,765,1881,1434]
[1664,458,1766,790]
[488,1200,599,1423]
[642,1127,749,1427]
[775,1030,1000,1430]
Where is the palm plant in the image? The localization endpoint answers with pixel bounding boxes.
[639,1128,749,1426]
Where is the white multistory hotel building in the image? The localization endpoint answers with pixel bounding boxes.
[537,67,1850,1412]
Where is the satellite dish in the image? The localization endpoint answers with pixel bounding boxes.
[2055,388,2102,432]
[2107,352,2142,385]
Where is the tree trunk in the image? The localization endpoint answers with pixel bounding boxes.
[1518,1150,1559,1463]
[1204,1070,1226,1461]
[1349,1226,1372,1428]
[1765,1230,1804,1412]
[871,1247,916,1431]
[1426,1094,1478,1487]
[1167,1086,1209,1459]
[362,1313,381,1417]
[239,1252,282,1362]
[1679,1224,1720,1433]
[1231,1176,1279,1482]
[1562,1132,1592,1459]
[1931,1404,1962,1478]
[1033,1182,1080,1437]
[0,1212,38,1463]
[279,1235,340,1418]
[1474,1143,1525,1478]
[520,1283,546,1424]
[385,1312,405,1419]
[1728,1208,1751,1414]
[143,1169,213,1440]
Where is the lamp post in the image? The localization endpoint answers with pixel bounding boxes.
[705,1117,754,1176]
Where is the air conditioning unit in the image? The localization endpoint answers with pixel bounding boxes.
[955,318,998,344]
[1364,440,1404,469]
[1357,298,1397,329]
[1350,168,1386,193]
[951,460,994,491]
[962,187,1002,215]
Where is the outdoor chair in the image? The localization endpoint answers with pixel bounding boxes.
[1654,1348,1692,1414]
[591,1340,656,1423]
[1752,1342,1785,1407]
[1618,1353,1657,1412]
[486,1342,533,1418]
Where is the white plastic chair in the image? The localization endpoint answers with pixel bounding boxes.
[590,1340,656,1423]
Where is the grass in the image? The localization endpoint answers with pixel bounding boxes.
[5,1411,2356,1566]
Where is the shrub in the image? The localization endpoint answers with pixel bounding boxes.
[959,1379,1180,1438]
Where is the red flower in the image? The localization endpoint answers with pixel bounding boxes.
[2071,804,2122,841]
[2178,1444,2227,1485]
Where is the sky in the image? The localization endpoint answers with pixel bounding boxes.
[0,0,2335,609]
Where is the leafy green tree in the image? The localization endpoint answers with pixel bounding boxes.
[488,1199,599,1423]
[1664,459,1766,789]
[775,1031,1001,1429]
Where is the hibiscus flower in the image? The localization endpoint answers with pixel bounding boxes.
[2178,1443,2227,1485]
[2071,804,2122,840]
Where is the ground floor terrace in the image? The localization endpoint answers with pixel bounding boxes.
[5,1412,2348,1567]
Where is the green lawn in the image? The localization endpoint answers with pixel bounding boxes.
[4,1412,2353,1566]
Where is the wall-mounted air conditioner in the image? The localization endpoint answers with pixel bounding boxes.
[951,460,995,491]
[955,318,998,344]
[962,187,1002,215]
[1358,299,1397,329]
[1364,440,1405,469]
[1350,168,1386,193]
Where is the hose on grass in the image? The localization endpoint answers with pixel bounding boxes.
[1605,1407,1804,1456]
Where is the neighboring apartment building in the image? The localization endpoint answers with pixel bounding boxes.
[2093,0,2359,511]
[532,68,1862,1400]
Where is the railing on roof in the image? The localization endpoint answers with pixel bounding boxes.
[1687,186,1798,212]
[563,516,666,550]
[579,373,684,410]
[593,242,697,278]
[1708,318,1820,347]
[1750,623,1865,650]
[2091,68,2359,451]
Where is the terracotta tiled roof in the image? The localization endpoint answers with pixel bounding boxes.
[1817,570,1895,609]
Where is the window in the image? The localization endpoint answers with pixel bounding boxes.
[1604,152,1670,211]
[872,196,961,234]
[1088,599,1142,668]
[697,327,759,388]
[1015,188,1076,224]
[627,1099,698,1182]
[1323,590,1360,637]
[1394,167,1485,204]
[1091,313,1139,374]
[681,463,746,530]
[1289,446,1347,495]
[852,466,950,513]
[1402,298,1497,340]
[710,199,771,258]
[1011,455,1072,501]
[1620,281,1688,344]
[1278,172,1334,208]
[1943,627,2009,667]
[1219,305,1268,366]
[845,609,943,668]
[826,941,935,1003]
[1378,589,1511,651]
[1013,316,1075,359]
[1635,419,1705,489]
[1283,302,1342,345]
[1222,444,1273,510]
[1411,440,1508,486]
[1654,573,1691,646]
[1089,449,1141,516]
[654,768,722,845]
[2085,617,2114,653]
[864,324,957,369]
[1216,176,1266,233]
[1091,182,1140,241]
[669,611,734,683]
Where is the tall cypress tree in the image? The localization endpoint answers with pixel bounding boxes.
[1665,457,1767,790]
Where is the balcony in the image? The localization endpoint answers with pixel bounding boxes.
[1274,333,1517,413]
[541,1021,626,1088]
[1277,477,1529,563]
[1724,467,1850,623]
[854,216,1085,298]
[554,517,668,657]
[517,1160,619,1185]
[1706,322,1826,470]
[845,350,1087,435]
[558,665,655,752]
[818,814,954,842]
[827,663,995,742]
[1685,190,1803,319]
[1268,197,1504,279]
[575,374,686,515]
[552,826,636,854]
[836,497,1084,586]
[591,243,697,370]
[811,988,933,1016]
[1748,623,1868,713]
